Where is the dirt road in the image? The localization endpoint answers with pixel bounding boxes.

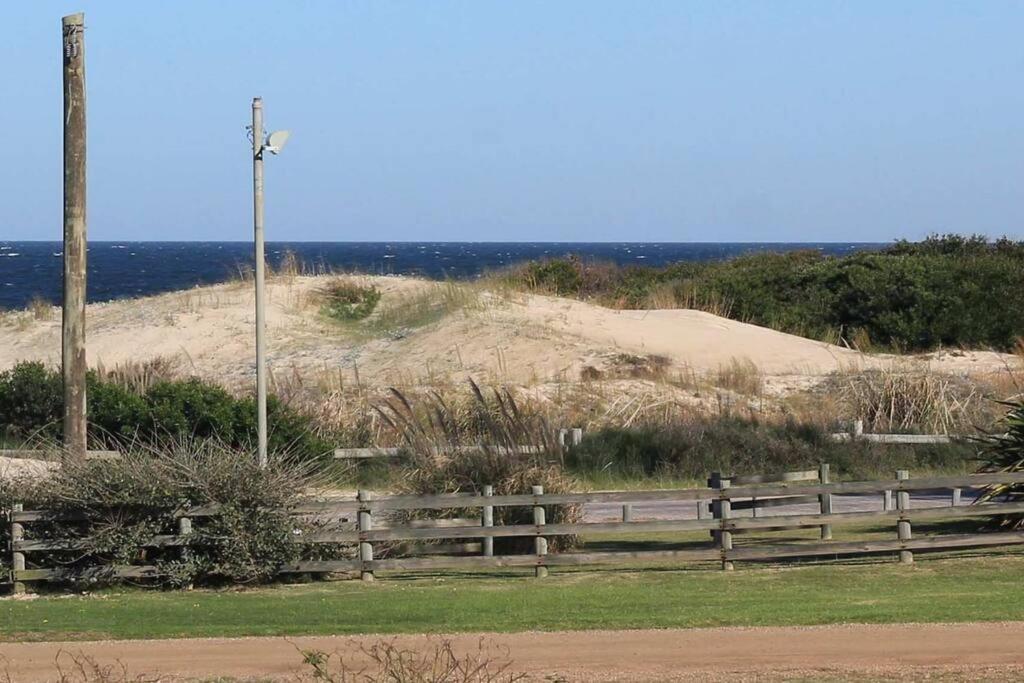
[2,622,1023,682]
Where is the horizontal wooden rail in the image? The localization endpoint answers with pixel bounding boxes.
[829,433,955,444]
[726,470,819,485]
[334,445,544,460]
[300,499,1024,544]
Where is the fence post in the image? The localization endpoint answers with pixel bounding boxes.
[357,489,375,582]
[532,485,548,578]
[177,506,193,590]
[622,504,633,523]
[710,473,734,571]
[482,485,494,557]
[10,503,25,595]
[883,489,893,512]
[709,472,723,542]
[951,488,962,507]
[896,470,912,565]
[818,463,833,540]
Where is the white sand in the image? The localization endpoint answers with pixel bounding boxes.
[0,275,1013,390]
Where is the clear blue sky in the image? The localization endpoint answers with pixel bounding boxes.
[4,2,1023,242]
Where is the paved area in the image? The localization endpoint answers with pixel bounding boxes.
[583,490,974,522]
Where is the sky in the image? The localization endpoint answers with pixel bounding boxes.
[3,2,1023,243]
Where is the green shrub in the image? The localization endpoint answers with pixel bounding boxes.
[499,234,1024,352]
[567,418,975,481]
[0,362,335,463]
[524,258,583,296]
[318,279,381,321]
[9,442,318,588]
[0,362,63,439]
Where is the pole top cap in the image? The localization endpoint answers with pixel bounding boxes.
[62,13,85,26]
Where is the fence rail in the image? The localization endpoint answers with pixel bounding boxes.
[6,469,1024,591]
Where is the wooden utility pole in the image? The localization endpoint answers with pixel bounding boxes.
[62,13,87,458]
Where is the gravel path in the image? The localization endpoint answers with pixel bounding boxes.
[2,623,1023,681]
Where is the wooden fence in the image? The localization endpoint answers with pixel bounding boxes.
[829,419,956,444]
[6,469,1024,592]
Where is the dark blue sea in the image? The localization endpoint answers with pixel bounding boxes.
[0,241,882,310]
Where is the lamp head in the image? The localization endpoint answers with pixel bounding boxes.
[264,130,291,155]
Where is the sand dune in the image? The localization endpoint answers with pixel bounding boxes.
[0,275,1012,392]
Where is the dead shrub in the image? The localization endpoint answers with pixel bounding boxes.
[299,638,525,683]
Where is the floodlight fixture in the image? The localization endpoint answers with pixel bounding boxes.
[264,130,290,155]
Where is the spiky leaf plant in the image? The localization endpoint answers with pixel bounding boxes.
[974,399,1024,529]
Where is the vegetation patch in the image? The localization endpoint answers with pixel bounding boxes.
[0,443,326,589]
[377,383,582,554]
[566,417,977,481]
[318,279,382,321]
[0,361,335,462]
[498,234,1024,352]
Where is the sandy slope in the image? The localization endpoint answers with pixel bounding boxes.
[0,275,1012,391]
[1,623,1023,681]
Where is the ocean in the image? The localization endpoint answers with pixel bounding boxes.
[0,241,881,310]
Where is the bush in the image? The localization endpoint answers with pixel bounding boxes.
[8,442,319,588]
[567,417,975,481]
[318,279,381,321]
[0,362,335,462]
[0,362,63,439]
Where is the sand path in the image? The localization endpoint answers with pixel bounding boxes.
[1,623,1023,681]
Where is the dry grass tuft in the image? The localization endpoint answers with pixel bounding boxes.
[713,358,764,396]
[28,296,55,321]
[642,282,734,317]
[93,356,185,395]
[837,364,990,434]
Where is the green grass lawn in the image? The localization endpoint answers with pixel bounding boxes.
[3,551,1023,641]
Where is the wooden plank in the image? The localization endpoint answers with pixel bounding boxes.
[727,531,1024,562]
[367,547,722,572]
[723,472,1024,500]
[830,433,954,444]
[333,445,543,460]
[15,534,184,552]
[726,500,1024,532]
[361,488,716,512]
[304,518,722,544]
[728,470,819,485]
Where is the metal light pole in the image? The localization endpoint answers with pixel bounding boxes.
[251,97,268,468]
[250,98,289,468]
